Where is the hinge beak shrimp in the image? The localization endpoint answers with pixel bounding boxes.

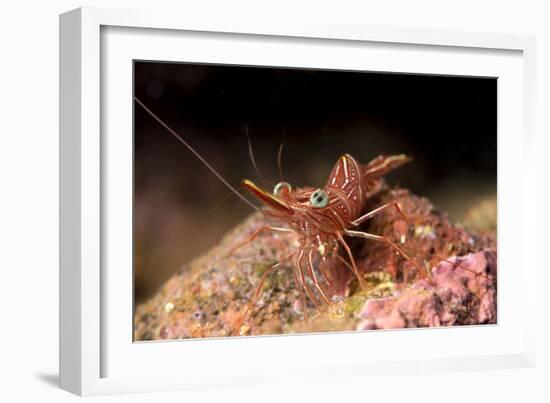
[134,97,485,335]
[231,153,427,319]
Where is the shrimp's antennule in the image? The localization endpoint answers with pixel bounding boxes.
[277,128,286,182]
[246,126,268,188]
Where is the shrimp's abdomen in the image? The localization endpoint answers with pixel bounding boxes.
[326,153,411,222]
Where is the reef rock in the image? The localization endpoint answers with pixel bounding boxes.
[357,250,497,330]
[134,188,497,340]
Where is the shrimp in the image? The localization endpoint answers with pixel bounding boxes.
[133,97,479,331]
[233,153,427,313]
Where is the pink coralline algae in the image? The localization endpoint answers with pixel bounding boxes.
[357,249,497,330]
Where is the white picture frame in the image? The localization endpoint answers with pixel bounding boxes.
[59,6,537,396]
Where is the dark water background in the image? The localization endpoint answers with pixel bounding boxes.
[134,61,496,302]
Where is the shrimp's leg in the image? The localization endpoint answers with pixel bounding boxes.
[335,254,356,277]
[344,229,430,279]
[336,232,368,290]
[351,201,408,226]
[227,225,293,256]
[319,256,335,295]
[296,249,322,311]
[306,248,331,304]
[291,259,309,320]
[234,252,296,334]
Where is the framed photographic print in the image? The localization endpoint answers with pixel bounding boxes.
[60,6,536,396]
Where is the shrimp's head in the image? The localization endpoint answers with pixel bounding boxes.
[242,179,333,228]
[242,179,295,217]
[243,178,345,239]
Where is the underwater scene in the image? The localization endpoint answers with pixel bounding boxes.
[133,61,497,340]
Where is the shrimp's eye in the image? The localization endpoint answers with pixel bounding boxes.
[310,189,329,208]
[273,181,292,196]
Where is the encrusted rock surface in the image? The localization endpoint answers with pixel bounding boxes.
[134,188,497,340]
[357,250,497,330]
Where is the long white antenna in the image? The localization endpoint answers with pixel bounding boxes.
[134,97,260,212]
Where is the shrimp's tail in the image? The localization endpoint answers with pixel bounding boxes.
[362,154,412,179]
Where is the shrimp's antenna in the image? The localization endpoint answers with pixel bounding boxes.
[245,126,269,188]
[277,128,286,182]
[207,190,237,216]
[134,97,260,212]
